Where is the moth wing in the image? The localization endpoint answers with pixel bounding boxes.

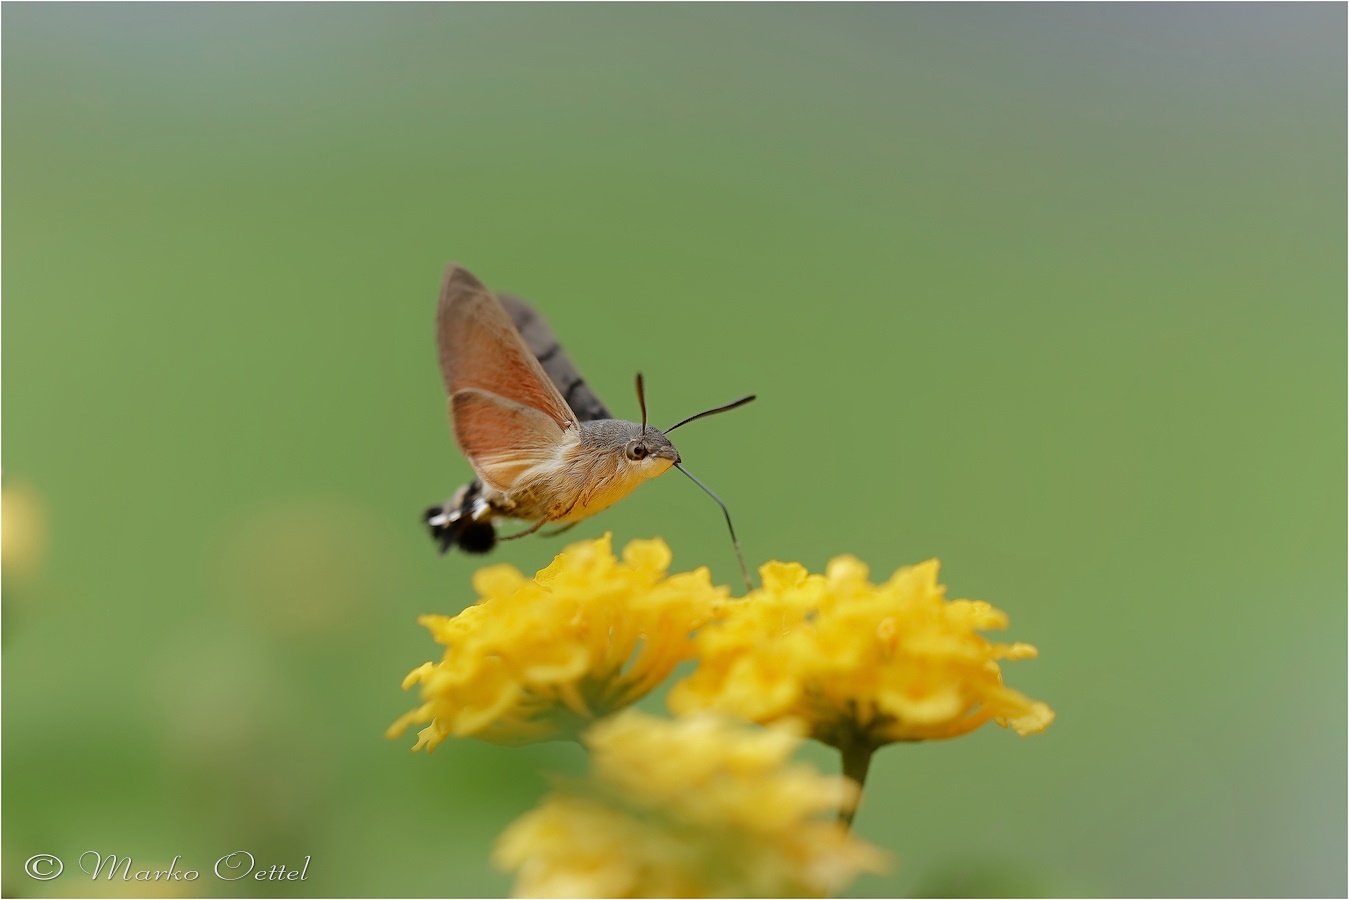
[497,293,613,422]
[451,388,572,493]
[438,265,578,431]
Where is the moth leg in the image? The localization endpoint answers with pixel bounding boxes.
[499,517,551,541]
[539,497,583,537]
[541,522,579,539]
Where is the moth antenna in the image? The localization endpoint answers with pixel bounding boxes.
[664,394,757,434]
[635,372,648,436]
[675,463,753,592]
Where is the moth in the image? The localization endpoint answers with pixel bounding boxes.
[425,264,754,585]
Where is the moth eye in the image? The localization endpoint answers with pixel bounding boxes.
[626,442,647,461]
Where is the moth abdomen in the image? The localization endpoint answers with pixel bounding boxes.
[426,482,498,555]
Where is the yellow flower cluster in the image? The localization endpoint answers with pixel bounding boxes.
[388,535,724,748]
[493,711,888,898]
[669,556,1054,751]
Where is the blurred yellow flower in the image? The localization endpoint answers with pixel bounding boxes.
[388,535,725,748]
[493,710,888,898]
[2,481,48,584]
[669,556,1055,753]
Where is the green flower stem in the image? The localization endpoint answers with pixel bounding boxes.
[838,740,876,830]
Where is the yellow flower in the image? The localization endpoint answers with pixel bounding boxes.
[492,711,889,898]
[388,535,725,749]
[669,556,1054,754]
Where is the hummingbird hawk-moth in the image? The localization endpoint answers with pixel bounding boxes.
[424,264,754,585]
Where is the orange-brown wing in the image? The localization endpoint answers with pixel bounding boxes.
[450,388,576,493]
[437,264,578,432]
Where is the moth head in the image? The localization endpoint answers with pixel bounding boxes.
[622,426,680,471]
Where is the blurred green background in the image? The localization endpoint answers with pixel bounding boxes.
[3,4,1344,897]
